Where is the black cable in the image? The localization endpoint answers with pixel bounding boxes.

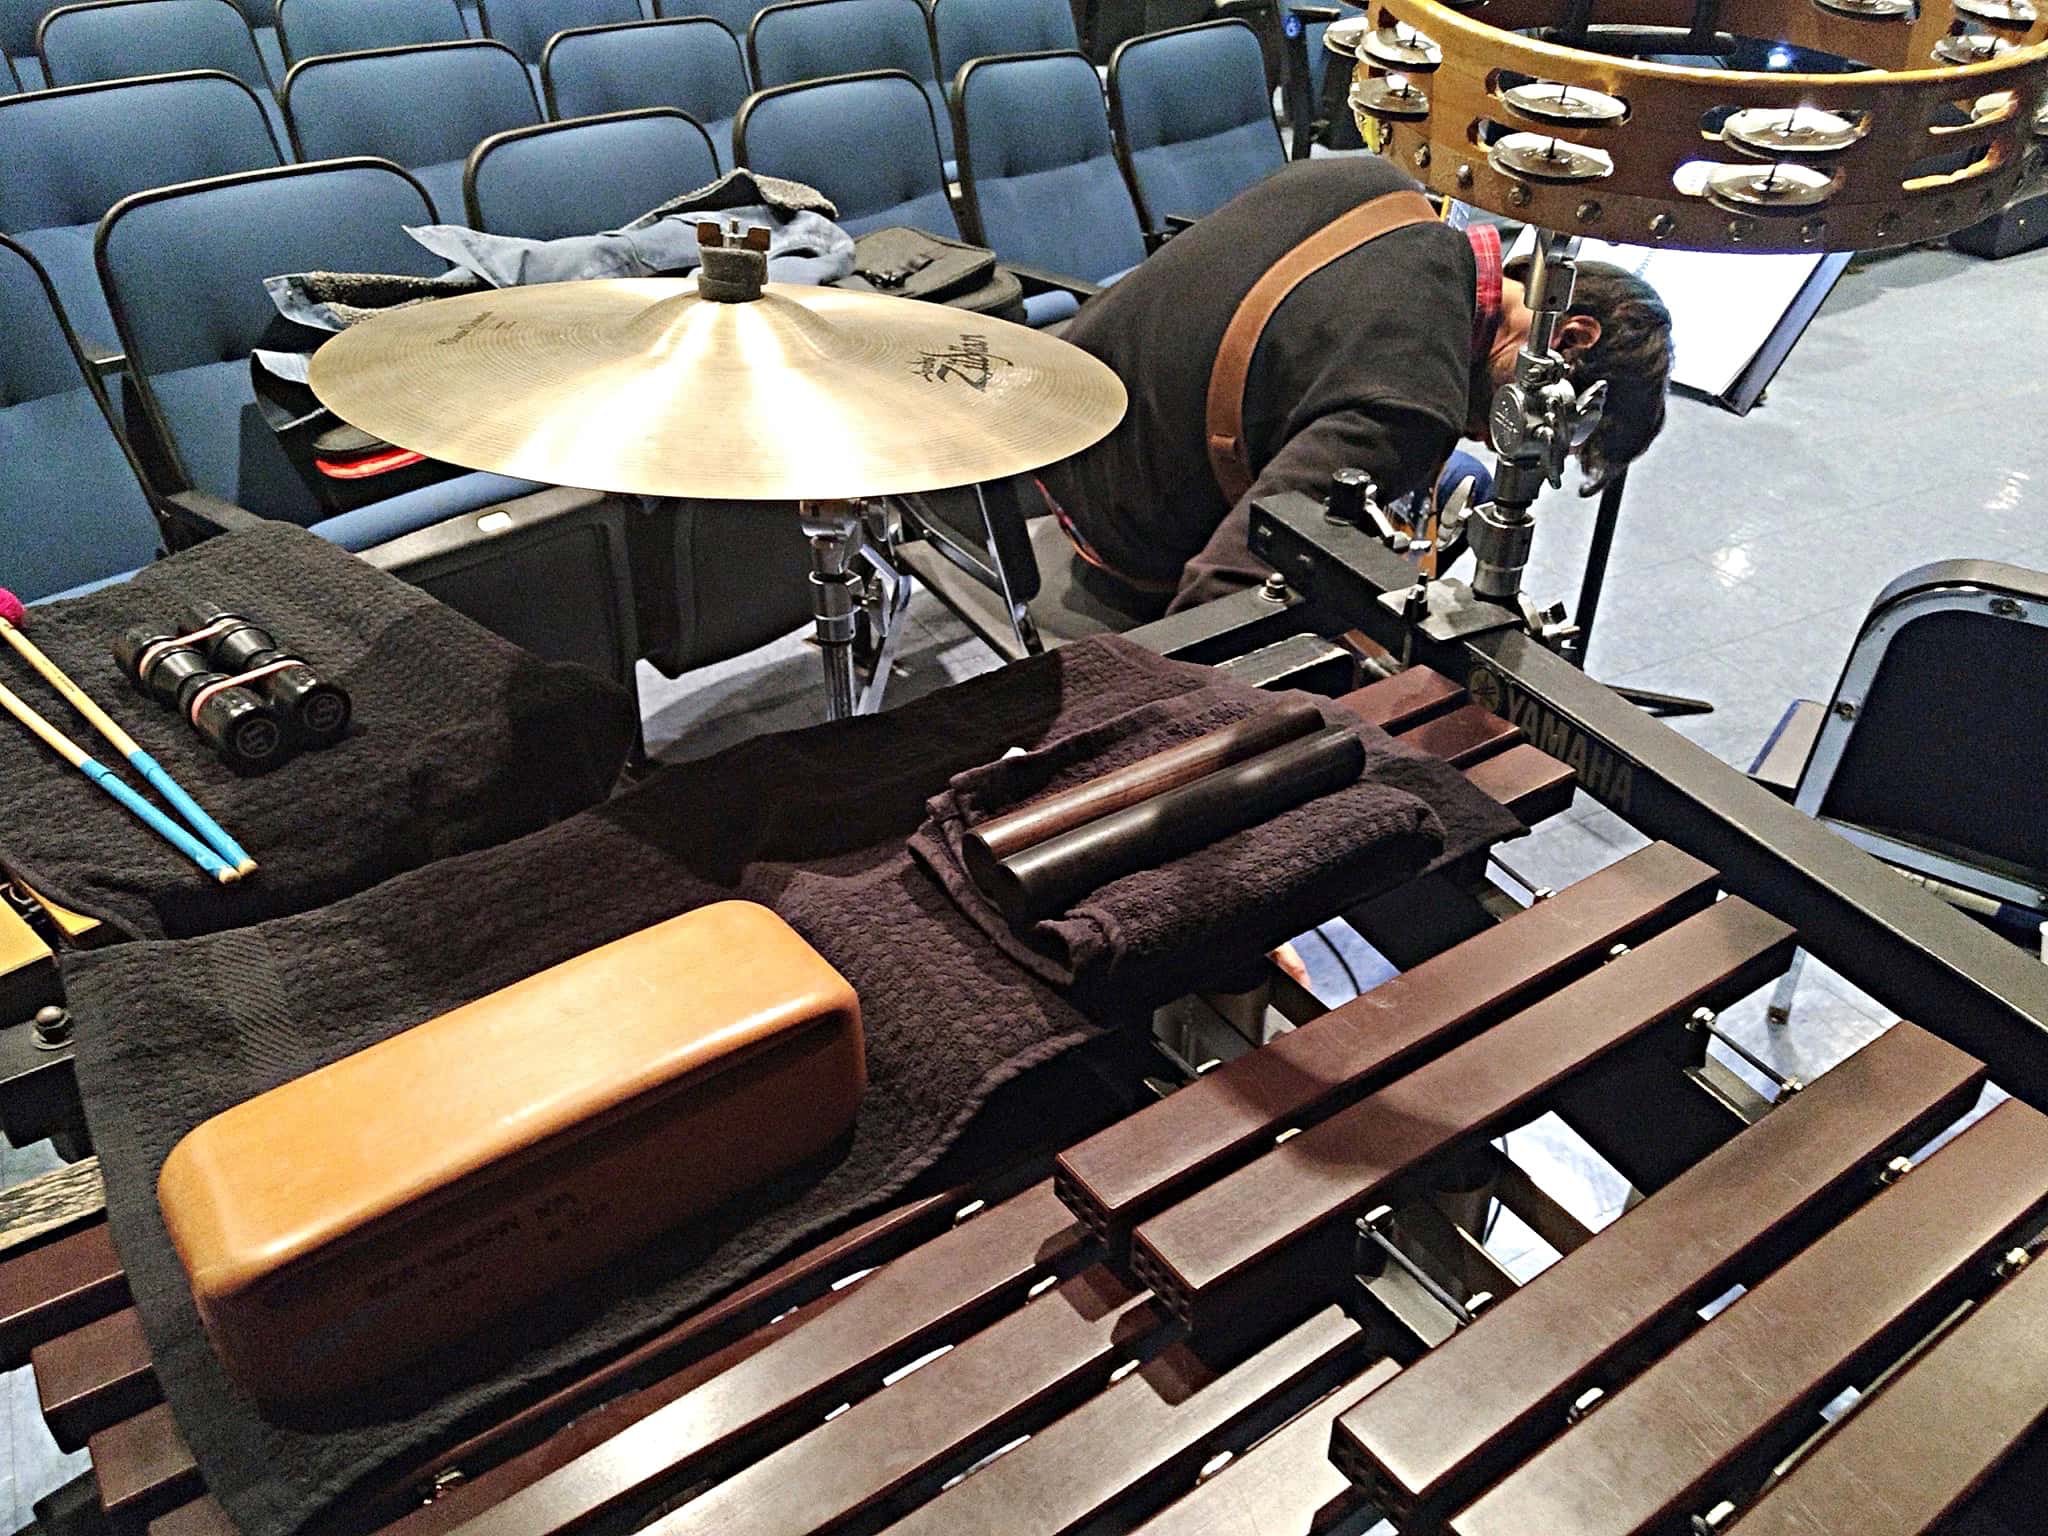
[1310,925,1365,996]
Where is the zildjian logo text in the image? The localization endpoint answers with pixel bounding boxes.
[912,334,1011,392]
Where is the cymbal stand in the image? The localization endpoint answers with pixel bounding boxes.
[1469,228,1605,614]
[801,499,915,721]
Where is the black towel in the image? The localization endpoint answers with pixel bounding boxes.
[61,636,1519,1535]
[911,683,1520,999]
[0,525,636,941]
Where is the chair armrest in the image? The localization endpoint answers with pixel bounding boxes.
[1211,0,1276,18]
[163,490,268,541]
[354,486,615,573]
[1286,4,1345,22]
[1004,262,1104,304]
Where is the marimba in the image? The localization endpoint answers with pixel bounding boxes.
[2,665,2040,1536]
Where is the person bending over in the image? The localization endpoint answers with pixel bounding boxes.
[1039,154,1675,615]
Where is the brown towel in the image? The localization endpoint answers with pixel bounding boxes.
[911,677,1521,999]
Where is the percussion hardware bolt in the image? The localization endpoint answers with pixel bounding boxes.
[1833,699,1858,720]
[1260,573,1291,603]
[1687,1007,1800,1092]
[425,1469,466,1504]
[1356,1208,1475,1325]
[1567,1386,1605,1423]
[1508,183,1532,208]
[1991,596,2024,618]
[1692,1500,1738,1533]
[1456,163,1475,187]
[1576,200,1602,223]
[1607,943,1631,961]
[1414,145,1432,168]
[31,1005,72,1050]
[1726,217,1755,244]
[1650,213,1677,240]
[1995,1247,2031,1278]
[1800,218,1826,244]
[953,1198,986,1225]
[1879,1155,1914,1186]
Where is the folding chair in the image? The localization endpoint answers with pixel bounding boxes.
[748,0,950,164]
[733,69,957,235]
[273,0,466,68]
[1108,18,1283,234]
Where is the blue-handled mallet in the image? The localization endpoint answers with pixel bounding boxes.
[0,675,237,883]
[0,589,256,877]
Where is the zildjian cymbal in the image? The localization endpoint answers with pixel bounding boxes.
[307,279,1128,502]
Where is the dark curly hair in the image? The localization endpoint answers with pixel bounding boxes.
[1505,255,1674,491]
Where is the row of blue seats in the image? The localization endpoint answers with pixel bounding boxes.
[3,16,1283,351]
[0,0,1075,112]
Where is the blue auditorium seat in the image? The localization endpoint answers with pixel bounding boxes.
[0,71,283,357]
[0,235,164,603]
[281,40,540,220]
[93,159,647,682]
[733,70,956,237]
[274,0,467,68]
[37,0,274,99]
[2,0,58,87]
[466,107,718,237]
[2,48,18,89]
[213,0,283,80]
[478,0,639,67]
[93,159,546,544]
[928,0,1075,85]
[541,16,746,168]
[1108,19,1282,233]
[652,0,770,37]
[748,0,951,165]
[954,49,1147,322]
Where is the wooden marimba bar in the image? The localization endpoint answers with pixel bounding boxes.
[3,667,2042,1536]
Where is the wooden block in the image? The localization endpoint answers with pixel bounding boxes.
[160,903,867,1407]
[878,1306,1366,1536]
[1397,702,1524,768]
[1463,744,1575,825]
[1129,1358,1399,1536]
[1055,843,1719,1236]
[34,1305,158,1453]
[1131,899,1796,1332]
[91,1403,203,1528]
[1723,1253,2048,1536]
[0,1218,126,1369]
[444,1182,1084,1536]
[1452,1098,2048,1536]
[1336,670,1466,732]
[1332,1021,1989,1520]
[653,1267,1163,1536]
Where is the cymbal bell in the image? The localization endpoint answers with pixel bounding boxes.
[307,279,1128,503]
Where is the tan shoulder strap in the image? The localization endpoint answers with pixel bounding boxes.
[1205,189,1438,505]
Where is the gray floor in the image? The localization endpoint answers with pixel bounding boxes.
[6,238,2044,1529]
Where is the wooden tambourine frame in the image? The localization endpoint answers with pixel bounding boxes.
[1346,0,2048,251]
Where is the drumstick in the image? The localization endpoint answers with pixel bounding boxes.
[0,677,236,884]
[0,590,255,876]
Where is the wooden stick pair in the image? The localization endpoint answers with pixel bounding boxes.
[0,593,254,884]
